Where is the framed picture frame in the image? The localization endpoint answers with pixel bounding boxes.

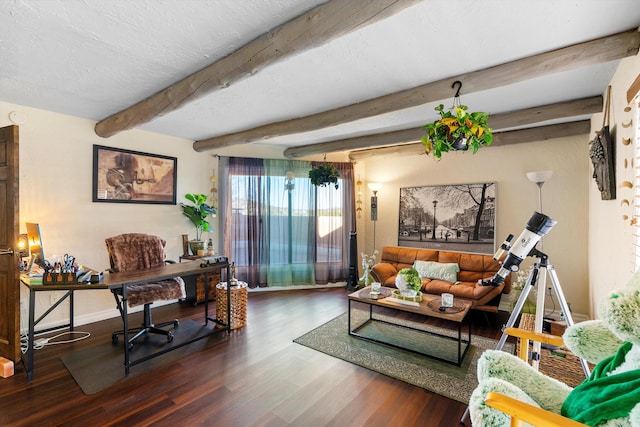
[398,182,496,254]
[92,144,177,204]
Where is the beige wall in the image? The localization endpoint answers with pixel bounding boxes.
[589,53,640,316]
[0,101,217,327]
[355,135,590,317]
[5,51,638,326]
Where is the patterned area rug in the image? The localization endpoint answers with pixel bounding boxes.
[293,310,513,404]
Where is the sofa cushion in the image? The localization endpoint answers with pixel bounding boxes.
[438,251,505,289]
[424,279,500,300]
[413,260,460,283]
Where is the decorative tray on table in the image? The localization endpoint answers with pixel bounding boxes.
[358,287,392,300]
[390,289,423,303]
[426,297,466,314]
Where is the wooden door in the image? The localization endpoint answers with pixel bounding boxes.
[0,125,20,363]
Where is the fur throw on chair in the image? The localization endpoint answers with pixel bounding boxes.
[105,233,185,307]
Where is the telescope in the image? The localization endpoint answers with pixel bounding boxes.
[481,211,556,286]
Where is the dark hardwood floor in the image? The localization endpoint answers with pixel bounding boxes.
[0,287,510,426]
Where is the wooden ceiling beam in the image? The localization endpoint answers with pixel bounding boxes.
[283,96,602,158]
[194,28,639,152]
[347,120,591,161]
[94,0,422,138]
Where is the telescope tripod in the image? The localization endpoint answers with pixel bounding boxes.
[495,250,589,376]
[460,250,589,425]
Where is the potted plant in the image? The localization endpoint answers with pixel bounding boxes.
[395,267,422,297]
[421,104,493,159]
[180,193,216,255]
[309,163,340,189]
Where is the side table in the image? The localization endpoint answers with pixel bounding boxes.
[215,281,248,329]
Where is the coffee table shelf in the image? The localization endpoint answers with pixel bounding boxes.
[348,286,472,366]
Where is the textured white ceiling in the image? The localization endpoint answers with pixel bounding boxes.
[1,0,640,154]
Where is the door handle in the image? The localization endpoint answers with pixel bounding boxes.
[0,248,15,256]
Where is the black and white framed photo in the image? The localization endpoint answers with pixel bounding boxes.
[92,145,177,204]
[398,182,496,254]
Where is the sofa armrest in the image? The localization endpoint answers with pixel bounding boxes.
[371,263,397,284]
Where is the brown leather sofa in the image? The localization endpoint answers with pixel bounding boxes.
[370,246,511,312]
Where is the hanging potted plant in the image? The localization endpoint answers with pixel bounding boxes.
[421,81,493,159]
[180,193,216,255]
[309,163,340,189]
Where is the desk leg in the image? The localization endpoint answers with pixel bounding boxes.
[69,290,74,331]
[204,272,210,325]
[122,286,130,376]
[27,288,35,382]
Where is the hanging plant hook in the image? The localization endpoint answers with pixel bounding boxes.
[452,80,462,98]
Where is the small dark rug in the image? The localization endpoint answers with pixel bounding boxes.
[61,319,228,394]
[293,311,513,404]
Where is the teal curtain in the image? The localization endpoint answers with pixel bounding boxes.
[262,159,315,286]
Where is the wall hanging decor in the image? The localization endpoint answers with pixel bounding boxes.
[92,144,177,204]
[356,175,363,219]
[421,81,493,159]
[589,86,616,200]
[398,182,496,254]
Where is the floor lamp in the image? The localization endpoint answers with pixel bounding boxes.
[368,182,382,252]
[526,170,553,249]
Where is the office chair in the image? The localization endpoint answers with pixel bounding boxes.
[105,233,186,349]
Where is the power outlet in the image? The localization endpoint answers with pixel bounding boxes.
[50,293,59,305]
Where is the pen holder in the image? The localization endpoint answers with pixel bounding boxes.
[43,271,77,285]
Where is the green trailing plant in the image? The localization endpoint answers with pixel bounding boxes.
[309,163,340,189]
[397,267,422,292]
[180,193,216,241]
[421,104,493,159]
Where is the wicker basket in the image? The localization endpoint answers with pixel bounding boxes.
[516,313,590,387]
[215,282,248,330]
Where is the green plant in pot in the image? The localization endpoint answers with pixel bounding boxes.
[395,267,422,297]
[180,193,216,255]
[421,103,493,159]
[309,163,340,189]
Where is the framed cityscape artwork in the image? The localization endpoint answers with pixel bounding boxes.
[92,145,177,204]
[398,182,496,254]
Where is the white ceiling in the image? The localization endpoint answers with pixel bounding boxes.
[2,0,640,156]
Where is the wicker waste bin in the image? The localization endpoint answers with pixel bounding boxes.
[215,281,248,330]
[516,313,591,387]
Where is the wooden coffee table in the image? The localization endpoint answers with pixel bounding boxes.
[347,286,472,366]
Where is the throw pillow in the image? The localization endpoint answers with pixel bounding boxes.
[413,260,460,283]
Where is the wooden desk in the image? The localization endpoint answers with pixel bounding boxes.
[105,259,230,375]
[20,259,230,380]
[20,276,108,382]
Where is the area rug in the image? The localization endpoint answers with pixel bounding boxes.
[293,310,513,404]
[61,319,228,394]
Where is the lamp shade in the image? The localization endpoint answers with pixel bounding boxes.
[526,170,553,184]
[367,182,383,192]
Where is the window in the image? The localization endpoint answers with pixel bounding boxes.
[220,157,355,288]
